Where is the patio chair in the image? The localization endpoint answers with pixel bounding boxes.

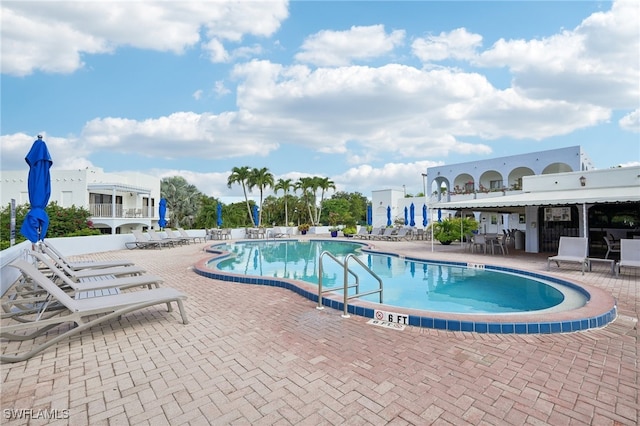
[269,227,290,238]
[1,259,188,363]
[389,228,410,241]
[471,234,487,254]
[177,228,204,243]
[39,246,146,282]
[602,236,621,259]
[29,251,163,295]
[376,228,396,240]
[147,229,179,247]
[353,227,370,239]
[40,240,134,270]
[616,239,640,277]
[490,234,509,255]
[126,230,162,250]
[165,229,192,245]
[547,236,589,275]
[367,228,384,240]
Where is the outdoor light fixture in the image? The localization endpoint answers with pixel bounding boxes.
[579,176,586,187]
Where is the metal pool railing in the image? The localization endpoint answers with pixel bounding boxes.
[317,251,383,318]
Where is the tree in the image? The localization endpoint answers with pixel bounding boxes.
[161,176,202,228]
[315,177,336,225]
[227,166,253,227]
[274,178,294,226]
[0,202,99,250]
[194,195,221,229]
[295,177,315,225]
[247,167,274,226]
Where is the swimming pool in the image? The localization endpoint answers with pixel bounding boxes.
[194,239,617,334]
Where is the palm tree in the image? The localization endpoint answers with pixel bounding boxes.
[227,166,253,226]
[161,176,201,227]
[248,167,274,226]
[274,178,294,226]
[315,177,336,225]
[296,177,316,225]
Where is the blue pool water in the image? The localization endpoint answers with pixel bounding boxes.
[210,240,574,314]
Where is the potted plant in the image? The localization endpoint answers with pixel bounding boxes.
[328,212,340,237]
[298,223,310,235]
[432,217,478,245]
[342,226,357,237]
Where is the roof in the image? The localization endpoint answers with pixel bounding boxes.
[432,186,640,212]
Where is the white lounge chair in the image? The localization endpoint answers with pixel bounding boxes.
[30,251,163,295]
[616,239,640,277]
[177,228,204,243]
[148,229,179,247]
[40,240,134,270]
[1,259,188,363]
[547,236,589,275]
[126,230,162,250]
[165,229,192,245]
[269,227,290,238]
[353,227,370,239]
[389,228,410,241]
[376,228,396,240]
[38,247,146,282]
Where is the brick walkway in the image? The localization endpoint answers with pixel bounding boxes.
[1,237,638,425]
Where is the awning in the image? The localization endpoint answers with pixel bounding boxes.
[432,186,640,212]
[87,183,151,195]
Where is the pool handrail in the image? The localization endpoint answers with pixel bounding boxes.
[317,251,384,318]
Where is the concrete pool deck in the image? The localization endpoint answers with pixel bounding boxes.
[1,236,638,424]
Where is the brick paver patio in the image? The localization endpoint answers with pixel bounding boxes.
[1,237,638,425]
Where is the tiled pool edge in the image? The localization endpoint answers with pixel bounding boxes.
[194,242,617,335]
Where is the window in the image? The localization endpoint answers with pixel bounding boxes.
[489,180,503,190]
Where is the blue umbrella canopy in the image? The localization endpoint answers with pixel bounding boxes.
[438,208,442,222]
[217,203,223,227]
[20,136,52,243]
[404,206,408,225]
[367,204,372,226]
[409,203,415,227]
[386,206,392,226]
[253,204,259,226]
[158,198,167,229]
[422,204,428,227]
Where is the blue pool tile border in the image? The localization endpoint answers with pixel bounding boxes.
[196,241,617,335]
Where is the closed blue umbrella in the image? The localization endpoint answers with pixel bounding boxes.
[367,204,372,226]
[217,203,223,227]
[386,206,391,226]
[422,204,428,227]
[437,208,442,222]
[409,203,415,227]
[253,204,259,226]
[20,136,52,244]
[158,198,167,229]
[404,206,408,225]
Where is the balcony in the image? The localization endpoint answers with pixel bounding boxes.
[90,204,152,218]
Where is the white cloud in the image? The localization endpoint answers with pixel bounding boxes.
[412,28,483,62]
[0,133,94,171]
[619,109,640,133]
[1,0,289,76]
[475,0,639,108]
[295,25,405,66]
[192,89,203,100]
[80,111,280,159]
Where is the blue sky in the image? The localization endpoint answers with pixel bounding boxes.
[2,0,639,203]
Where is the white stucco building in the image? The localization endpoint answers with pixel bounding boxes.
[1,167,161,234]
[371,146,639,254]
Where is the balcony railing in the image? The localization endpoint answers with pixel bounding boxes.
[89,204,152,218]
